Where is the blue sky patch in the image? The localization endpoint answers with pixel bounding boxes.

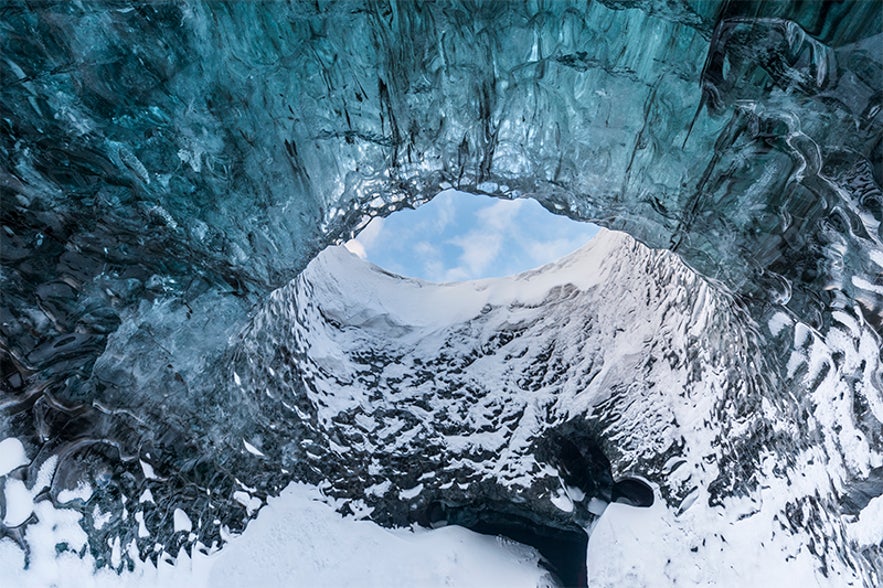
[345,190,599,282]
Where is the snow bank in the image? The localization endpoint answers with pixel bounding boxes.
[0,481,551,588]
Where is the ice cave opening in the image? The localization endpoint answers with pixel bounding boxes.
[260,221,666,588]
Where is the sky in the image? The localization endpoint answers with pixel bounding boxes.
[344,190,600,282]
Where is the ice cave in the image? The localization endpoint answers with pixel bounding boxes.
[0,1,881,587]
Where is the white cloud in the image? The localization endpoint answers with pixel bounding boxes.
[476,199,524,231]
[413,241,444,279]
[451,232,503,278]
[414,241,438,257]
[442,198,524,279]
[355,217,385,250]
[432,191,458,232]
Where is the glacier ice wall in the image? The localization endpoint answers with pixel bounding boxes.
[1,0,881,583]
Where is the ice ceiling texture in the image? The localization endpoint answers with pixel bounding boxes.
[1,0,881,585]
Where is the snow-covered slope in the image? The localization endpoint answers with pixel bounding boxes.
[226,229,881,586]
[0,480,553,588]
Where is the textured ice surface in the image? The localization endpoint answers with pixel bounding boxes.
[1,1,881,586]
